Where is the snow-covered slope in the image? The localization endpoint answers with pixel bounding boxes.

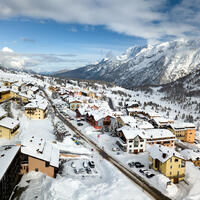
[159,69,200,99]
[56,39,200,87]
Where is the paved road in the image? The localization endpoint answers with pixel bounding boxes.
[41,87,171,200]
[108,97,115,111]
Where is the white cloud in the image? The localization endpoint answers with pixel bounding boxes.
[0,47,93,71]
[0,0,200,42]
[0,47,28,69]
[2,47,14,53]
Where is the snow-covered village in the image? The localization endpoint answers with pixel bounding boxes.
[1,1,200,200]
[0,66,199,200]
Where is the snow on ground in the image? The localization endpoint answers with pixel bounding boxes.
[17,154,152,200]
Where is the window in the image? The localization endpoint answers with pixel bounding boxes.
[35,168,38,172]
[181,160,185,167]
[170,172,172,175]
[45,161,50,167]
[134,140,139,147]
[170,158,172,162]
[175,158,178,162]
[129,145,132,148]
[177,171,179,176]
[170,165,172,169]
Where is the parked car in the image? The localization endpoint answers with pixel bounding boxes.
[88,161,95,168]
[71,162,76,168]
[128,162,135,168]
[112,147,120,152]
[135,162,144,168]
[86,167,92,174]
[139,169,148,174]
[77,123,83,126]
[78,168,85,174]
[146,173,155,178]
[83,161,88,168]
[74,168,78,174]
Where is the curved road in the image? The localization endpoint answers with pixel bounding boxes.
[41,87,171,200]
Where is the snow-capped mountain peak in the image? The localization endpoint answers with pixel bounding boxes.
[55,39,200,87]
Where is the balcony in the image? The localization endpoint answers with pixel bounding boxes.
[168,174,185,179]
[116,138,127,146]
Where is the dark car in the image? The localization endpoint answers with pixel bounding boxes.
[77,123,83,126]
[139,169,148,174]
[135,162,144,168]
[86,167,92,174]
[128,162,135,168]
[88,161,95,168]
[146,173,155,178]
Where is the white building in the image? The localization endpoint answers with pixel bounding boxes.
[116,126,147,153]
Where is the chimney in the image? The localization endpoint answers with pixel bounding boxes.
[162,153,167,159]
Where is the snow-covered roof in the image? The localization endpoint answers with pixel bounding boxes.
[68,97,82,103]
[145,129,176,139]
[145,111,161,118]
[120,116,136,128]
[169,122,195,130]
[180,149,200,161]
[148,144,184,163]
[21,135,59,168]
[12,81,22,87]
[0,109,7,119]
[127,108,143,113]
[153,117,170,124]
[18,92,32,99]
[88,109,115,121]
[137,121,154,129]
[24,99,48,110]
[0,117,19,129]
[125,101,139,107]
[29,86,39,92]
[0,87,10,93]
[117,126,147,140]
[183,123,195,129]
[0,145,20,181]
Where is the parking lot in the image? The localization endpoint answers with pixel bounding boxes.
[62,159,99,177]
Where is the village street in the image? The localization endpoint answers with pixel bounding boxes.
[41,87,171,200]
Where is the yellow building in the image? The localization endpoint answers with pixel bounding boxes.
[168,122,196,143]
[24,101,48,119]
[0,89,11,102]
[88,91,96,99]
[17,93,31,104]
[3,81,16,87]
[0,117,20,139]
[148,144,185,183]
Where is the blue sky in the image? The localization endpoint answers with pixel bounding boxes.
[0,0,199,72]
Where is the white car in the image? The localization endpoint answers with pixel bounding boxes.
[112,147,120,152]
[71,162,76,168]
[83,161,88,168]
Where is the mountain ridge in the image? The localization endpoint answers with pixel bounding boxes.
[54,39,200,87]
